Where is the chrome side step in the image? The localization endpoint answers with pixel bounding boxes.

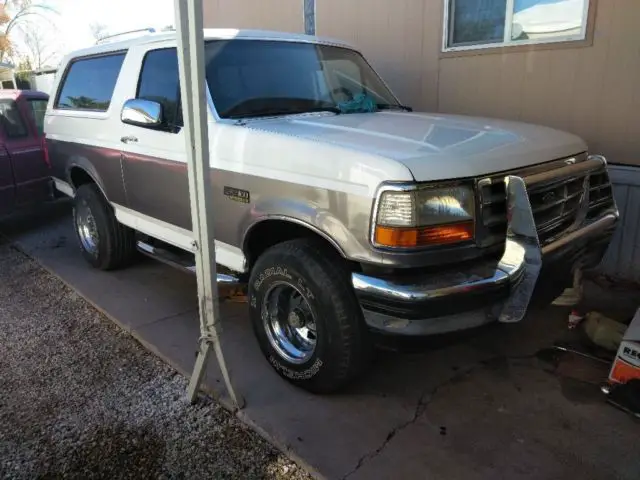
[137,240,195,273]
[136,241,246,291]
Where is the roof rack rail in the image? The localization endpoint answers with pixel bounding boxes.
[97,28,156,44]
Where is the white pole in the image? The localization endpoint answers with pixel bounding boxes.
[504,0,515,43]
[174,0,243,408]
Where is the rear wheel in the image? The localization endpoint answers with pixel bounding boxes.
[249,239,371,393]
[73,183,136,270]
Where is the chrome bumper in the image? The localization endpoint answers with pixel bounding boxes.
[353,158,619,336]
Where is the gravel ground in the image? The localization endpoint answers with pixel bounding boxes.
[0,240,311,480]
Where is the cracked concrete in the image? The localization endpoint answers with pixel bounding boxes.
[342,353,540,479]
[4,204,640,480]
[342,368,468,479]
[344,348,639,480]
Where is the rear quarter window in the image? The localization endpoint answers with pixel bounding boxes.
[55,53,126,112]
[0,99,28,138]
[27,99,48,136]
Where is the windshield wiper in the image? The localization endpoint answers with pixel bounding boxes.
[377,104,413,112]
[229,106,341,119]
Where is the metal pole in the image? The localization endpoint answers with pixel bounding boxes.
[174,0,243,408]
[304,0,316,35]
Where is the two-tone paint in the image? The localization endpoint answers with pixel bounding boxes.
[45,29,597,276]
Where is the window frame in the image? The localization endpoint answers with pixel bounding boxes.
[0,99,29,139]
[54,50,127,113]
[135,47,183,134]
[442,0,593,53]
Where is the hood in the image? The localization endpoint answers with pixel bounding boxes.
[246,111,587,182]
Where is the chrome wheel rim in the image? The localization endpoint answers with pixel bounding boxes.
[262,281,317,364]
[75,200,99,256]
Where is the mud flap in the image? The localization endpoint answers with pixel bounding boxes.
[498,176,542,323]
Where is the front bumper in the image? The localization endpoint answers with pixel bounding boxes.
[353,158,619,336]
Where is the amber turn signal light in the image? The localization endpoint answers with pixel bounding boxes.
[374,221,474,248]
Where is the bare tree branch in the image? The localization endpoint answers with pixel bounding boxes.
[20,23,57,69]
[0,1,58,60]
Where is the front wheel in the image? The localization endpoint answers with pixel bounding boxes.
[73,183,136,270]
[249,239,371,393]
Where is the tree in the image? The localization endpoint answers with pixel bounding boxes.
[19,22,56,69]
[13,55,31,86]
[0,0,56,61]
[64,95,109,111]
[90,22,108,42]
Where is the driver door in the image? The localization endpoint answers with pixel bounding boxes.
[120,47,190,232]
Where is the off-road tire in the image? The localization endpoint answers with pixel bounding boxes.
[249,238,371,393]
[73,184,136,270]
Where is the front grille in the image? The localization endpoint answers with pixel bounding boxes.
[478,159,614,248]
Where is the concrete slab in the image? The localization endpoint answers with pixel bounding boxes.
[350,355,639,480]
[4,203,639,480]
[2,201,198,331]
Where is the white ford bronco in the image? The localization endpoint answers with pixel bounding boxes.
[45,29,618,393]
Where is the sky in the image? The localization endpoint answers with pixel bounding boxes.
[12,0,175,67]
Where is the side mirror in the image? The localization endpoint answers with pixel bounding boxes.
[121,99,162,128]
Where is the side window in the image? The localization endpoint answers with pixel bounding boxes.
[55,53,126,111]
[445,0,591,51]
[27,99,48,136]
[136,48,182,129]
[0,99,28,138]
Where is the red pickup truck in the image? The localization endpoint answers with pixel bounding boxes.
[0,90,52,216]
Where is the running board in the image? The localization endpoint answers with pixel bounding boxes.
[136,240,246,292]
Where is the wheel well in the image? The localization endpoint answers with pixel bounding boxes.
[69,167,95,189]
[244,219,346,268]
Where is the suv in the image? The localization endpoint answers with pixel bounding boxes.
[46,30,618,393]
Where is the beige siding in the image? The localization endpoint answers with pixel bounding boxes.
[438,0,640,166]
[316,0,640,166]
[203,0,303,33]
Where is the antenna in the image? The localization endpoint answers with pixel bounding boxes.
[97,28,157,44]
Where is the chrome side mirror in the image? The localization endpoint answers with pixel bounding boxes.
[121,99,162,128]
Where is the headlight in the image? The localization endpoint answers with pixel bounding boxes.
[373,185,475,248]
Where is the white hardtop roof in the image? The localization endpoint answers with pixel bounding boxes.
[65,28,357,60]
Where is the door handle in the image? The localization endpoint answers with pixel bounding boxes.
[120,135,138,144]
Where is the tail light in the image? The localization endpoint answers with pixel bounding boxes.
[41,134,50,168]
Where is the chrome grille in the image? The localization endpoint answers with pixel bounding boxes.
[478,160,614,248]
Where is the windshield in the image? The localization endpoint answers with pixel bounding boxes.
[204,40,401,119]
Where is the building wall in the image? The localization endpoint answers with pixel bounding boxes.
[317,0,640,168]
[438,0,640,168]
[601,166,640,282]
[203,0,303,33]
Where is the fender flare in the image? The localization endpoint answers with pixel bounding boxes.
[67,161,109,200]
[242,215,348,258]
